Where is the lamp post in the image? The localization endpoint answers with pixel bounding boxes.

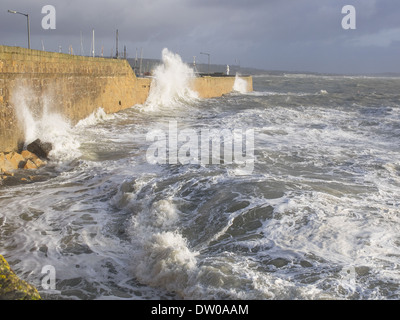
[200,52,210,74]
[8,10,30,49]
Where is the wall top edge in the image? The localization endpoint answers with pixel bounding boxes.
[0,45,125,64]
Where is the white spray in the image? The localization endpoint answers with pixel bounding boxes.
[233,73,249,94]
[144,48,198,110]
[11,84,81,160]
[128,198,199,296]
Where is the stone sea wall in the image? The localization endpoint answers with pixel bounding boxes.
[0,45,252,154]
[0,45,149,153]
[192,75,253,98]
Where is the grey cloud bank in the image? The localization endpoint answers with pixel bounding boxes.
[1,0,399,74]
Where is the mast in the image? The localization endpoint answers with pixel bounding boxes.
[92,29,95,57]
[135,48,138,72]
[80,31,84,56]
[116,29,119,59]
[139,48,143,76]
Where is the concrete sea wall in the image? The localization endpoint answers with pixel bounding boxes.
[0,45,252,153]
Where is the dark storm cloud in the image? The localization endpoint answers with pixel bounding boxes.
[1,0,399,73]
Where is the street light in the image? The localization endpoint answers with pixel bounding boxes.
[8,9,31,49]
[200,52,210,74]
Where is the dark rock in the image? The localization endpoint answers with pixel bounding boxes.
[27,139,52,159]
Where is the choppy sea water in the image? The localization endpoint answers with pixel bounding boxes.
[1,50,400,300]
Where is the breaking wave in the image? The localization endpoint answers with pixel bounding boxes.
[142,48,199,111]
[11,85,81,161]
[233,73,249,94]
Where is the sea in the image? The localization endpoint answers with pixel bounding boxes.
[1,49,400,300]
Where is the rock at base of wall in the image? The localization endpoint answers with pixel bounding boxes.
[0,148,49,182]
[0,153,14,173]
[0,255,41,300]
[24,159,38,170]
[5,152,26,169]
[27,139,52,160]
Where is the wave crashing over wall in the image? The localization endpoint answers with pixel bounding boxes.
[143,48,199,110]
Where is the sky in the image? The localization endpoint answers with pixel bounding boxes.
[1,0,399,74]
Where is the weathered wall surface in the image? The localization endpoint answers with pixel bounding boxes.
[0,46,252,153]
